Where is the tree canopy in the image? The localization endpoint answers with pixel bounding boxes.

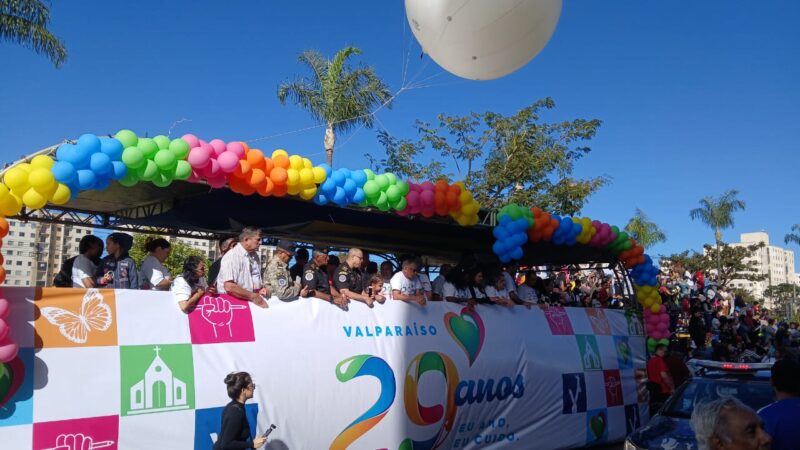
[660,242,766,289]
[624,208,667,249]
[129,234,210,280]
[0,0,67,68]
[785,224,800,246]
[369,98,608,215]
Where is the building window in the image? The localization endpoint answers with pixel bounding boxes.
[16,261,22,266]
[27,262,31,266]
[13,280,20,285]
[19,232,24,237]
[8,231,14,236]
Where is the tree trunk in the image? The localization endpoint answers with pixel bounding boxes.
[715,227,722,282]
[324,124,335,167]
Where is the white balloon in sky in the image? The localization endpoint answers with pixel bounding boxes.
[405,0,563,80]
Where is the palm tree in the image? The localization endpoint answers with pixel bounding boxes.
[689,190,746,277]
[785,224,800,246]
[277,46,392,167]
[1,0,67,68]
[624,208,667,249]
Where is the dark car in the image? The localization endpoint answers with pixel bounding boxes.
[624,360,775,450]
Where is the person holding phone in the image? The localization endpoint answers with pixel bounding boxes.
[215,372,267,450]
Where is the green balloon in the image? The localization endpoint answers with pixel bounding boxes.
[153,135,170,150]
[137,160,158,181]
[375,174,389,190]
[115,129,138,148]
[174,160,192,180]
[377,191,388,206]
[363,180,379,197]
[169,138,190,160]
[396,180,409,196]
[363,169,375,180]
[152,172,173,187]
[393,197,407,211]
[154,149,177,171]
[137,138,159,159]
[385,172,397,185]
[386,185,401,203]
[118,171,139,187]
[121,147,145,169]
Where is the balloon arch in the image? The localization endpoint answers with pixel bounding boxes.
[0,130,664,364]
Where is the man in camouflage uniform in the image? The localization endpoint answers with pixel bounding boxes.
[264,240,309,301]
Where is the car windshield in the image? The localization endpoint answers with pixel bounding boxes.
[663,378,775,418]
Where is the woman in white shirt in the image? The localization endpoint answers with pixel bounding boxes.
[172,256,208,312]
[485,273,515,308]
[71,235,104,288]
[140,237,172,290]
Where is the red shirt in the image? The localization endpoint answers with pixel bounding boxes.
[647,355,672,394]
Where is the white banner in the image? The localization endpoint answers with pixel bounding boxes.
[0,287,647,449]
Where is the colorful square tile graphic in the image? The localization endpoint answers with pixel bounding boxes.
[188,295,255,344]
[544,307,574,335]
[32,415,119,450]
[576,335,603,371]
[119,344,195,417]
[34,289,117,348]
[194,403,259,449]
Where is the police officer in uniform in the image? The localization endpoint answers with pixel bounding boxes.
[334,248,376,307]
[264,240,309,301]
[301,248,344,307]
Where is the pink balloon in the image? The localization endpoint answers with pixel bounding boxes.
[420,190,435,207]
[407,191,420,207]
[0,297,8,318]
[181,134,200,148]
[0,319,7,341]
[408,182,421,193]
[0,336,18,363]
[217,151,240,173]
[201,158,221,178]
[207,174,228,189]
[187,147,211,169]
[421,181,435,191]
[209,139,227,156]
[227,141,246,157]
[187,170,200,183]
[659,305,667,314]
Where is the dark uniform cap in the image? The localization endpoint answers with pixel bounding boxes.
[276,239,295,256]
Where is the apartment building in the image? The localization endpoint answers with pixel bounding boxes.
[729,232,798,302]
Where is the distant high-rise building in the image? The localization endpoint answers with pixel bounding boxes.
[729,232,798,305]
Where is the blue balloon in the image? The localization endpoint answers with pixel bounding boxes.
[499,253,511,263]
[77,134,101,154]
[94,175,110,191]
[351,170,367,186]
[493,240,507,256]
[493,226,509,240]
[510,247,524,260]
[52,161,77,184]
[56,143,76,162]
[318,163,332,177]
[67,180,81,199]
[516,232,529,247]
[331,170,346,187]
[72,144,92,170]
[339,168,351,179]
[314,193,329,205]
[90,153,112,175]
[76,169,96,190]
[333,186,347,205]
[343,178,357,197]
[352,188,366,204]
[110,161,127,180]
[498,214,512,225]
[100,138,124,160]
[320,178,336,195]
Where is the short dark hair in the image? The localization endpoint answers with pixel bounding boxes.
[144,237,171,253]
[655,343,668,352]
[771,358,800,395]
[78,235,103,254]
[224,371,252,400]
[295,248,309,261]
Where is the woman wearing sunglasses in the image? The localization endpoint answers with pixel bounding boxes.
[215,372,267,449]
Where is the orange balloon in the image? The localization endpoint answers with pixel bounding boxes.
[435,180,448,192]
[272,154,289,169]
[446,191,459,210]
[272,183,288,197]
[0,266,6,284]
[246,149,266,171]
[248,169,266,187]
[270,167,288,185]
[232,160,252,179]
[241,142,250,153]
[229,176,255,195]
[0,217,7,237]
[0,252,4,265]
[257,178,274,196]
[435,205,448,217]
[434,191,446,206]
[263,157,274,175]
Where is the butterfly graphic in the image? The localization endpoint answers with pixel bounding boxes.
[40,289,113,344]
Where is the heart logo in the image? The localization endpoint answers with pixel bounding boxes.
[443,307,485,366]
[590,412,606,439]
[0,357,24,409]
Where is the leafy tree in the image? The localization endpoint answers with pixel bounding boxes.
[689,190,746,277]
[660,242,766,289]
[785,224,800,246]
[371,98,608,215]
[1,0,67,68]
[277,46,393,167]
[624,208,667,249]
[129,234,209,279]
[763,283,798,318]
[367,130,445,182]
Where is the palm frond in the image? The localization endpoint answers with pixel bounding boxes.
[0,8,66,67]
[785,224,800,245]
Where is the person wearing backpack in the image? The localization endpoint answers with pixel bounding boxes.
[72,235,104,288]
[96,232,138,289]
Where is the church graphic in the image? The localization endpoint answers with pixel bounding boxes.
[121,344,195,416]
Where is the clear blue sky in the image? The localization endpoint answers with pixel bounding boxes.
[1,1,798,259]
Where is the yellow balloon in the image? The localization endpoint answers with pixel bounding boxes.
[29,168,55,190]
[0,183,9,201]
[0,192,22,216]
[287,183,302,196]
[31,155,55,169]
[299,168,314,185]
[288,155,304,171]
[17,163,32,173]
[271,149,288,159]
[299,187,317,200]
[50,183,71,205]
[312,167,327,184]
[4,167,30,193]
[458,190,472,204]
[36,182,58,198]
[286,169,300,186]
[650,304,661,313]
[22,188,47,210]
[302,158,313,169]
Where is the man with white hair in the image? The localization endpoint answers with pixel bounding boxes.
[690,397,771,450]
